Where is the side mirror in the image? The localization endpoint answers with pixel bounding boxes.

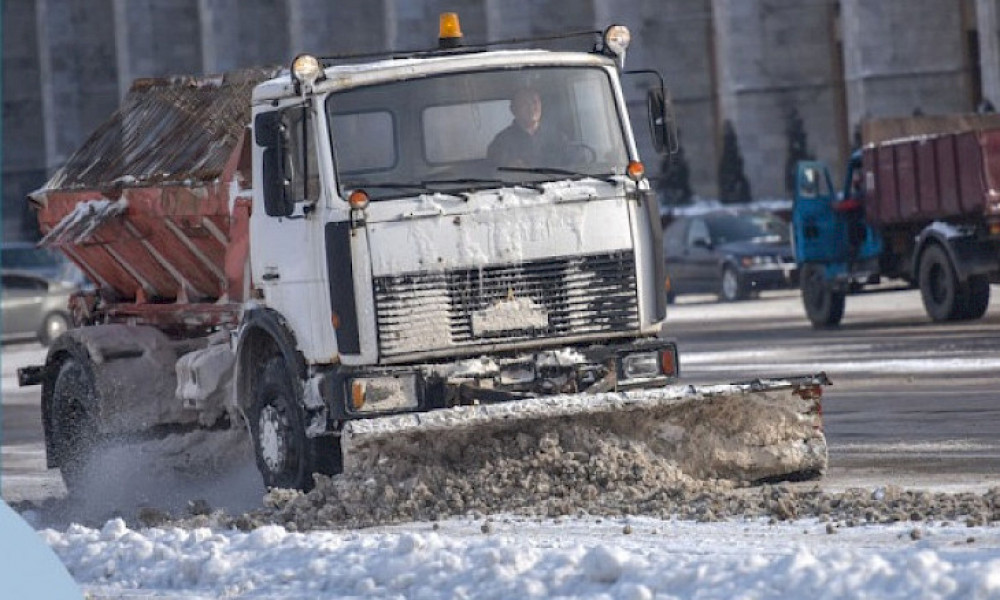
[624,70,679,156]
[647,87,678,155]
[256,112,294,218]
[262,148,293,217]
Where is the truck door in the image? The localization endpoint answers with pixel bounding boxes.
[792,161,845,264]
[252,103,335,360]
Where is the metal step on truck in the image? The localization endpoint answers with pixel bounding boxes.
[793,114,1000,327]
[20,14,828,494]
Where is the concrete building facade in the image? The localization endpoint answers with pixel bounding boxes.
[3,0,999,240]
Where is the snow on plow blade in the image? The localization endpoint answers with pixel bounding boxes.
[342,374,829,484]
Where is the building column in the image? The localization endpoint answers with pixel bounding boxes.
[113,0,202,96]
[199,0,289,74]
[711,0,842,198]
[2,0,47,239]
[485,0,595,47]
[977,0,1000,108]
[288,0,390,58]
[35,0,119,171]
[841,0,969,131]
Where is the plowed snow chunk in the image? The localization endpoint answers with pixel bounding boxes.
[266,420,733,530]
[259,381,829,530]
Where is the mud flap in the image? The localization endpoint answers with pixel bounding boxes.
[341,374,828,484]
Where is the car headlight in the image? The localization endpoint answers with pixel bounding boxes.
[739,255,777,267]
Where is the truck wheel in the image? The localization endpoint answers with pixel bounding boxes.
[249,356,338,491]
[50,357,99,494]
[719,266,747,302]
[918,245,962,321]
[958,275,990,320]
[801,264,845,328]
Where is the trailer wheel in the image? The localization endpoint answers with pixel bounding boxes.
[918,245,962,321]
[50,357,100,494]
[958,274,990,320]
[249,356,339,491]
[801,263,845,328]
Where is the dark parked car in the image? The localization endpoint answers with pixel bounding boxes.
[663,210,798,302]
[1,269,76,345]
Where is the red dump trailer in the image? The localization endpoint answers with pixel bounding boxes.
[30,70,275,332]
[862,114,1000,231]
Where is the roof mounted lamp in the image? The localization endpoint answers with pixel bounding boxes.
[291,54,324,93]
[601,25,631,68]
[439,13,463,49]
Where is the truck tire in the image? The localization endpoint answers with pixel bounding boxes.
[958,274,990,320]
[249,356,339,491]
[918,245,962,321]
[50,357,100,495]
[801,264,845,328]
[719,266,748,302]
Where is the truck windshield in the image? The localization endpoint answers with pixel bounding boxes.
[326,66,629,200]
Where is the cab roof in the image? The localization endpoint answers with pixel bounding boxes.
[252,50,616,104]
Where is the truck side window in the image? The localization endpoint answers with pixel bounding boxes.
[284,107,320,204]
[799,167,820,199]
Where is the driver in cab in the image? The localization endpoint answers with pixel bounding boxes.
[487,88,566,167]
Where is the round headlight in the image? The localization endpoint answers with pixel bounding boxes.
[291,54,323,88]
[603,25,631,56]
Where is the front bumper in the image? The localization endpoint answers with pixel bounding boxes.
[319,339,680,428]
[742,265,799,290]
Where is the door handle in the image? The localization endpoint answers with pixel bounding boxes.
[262,272,280,281]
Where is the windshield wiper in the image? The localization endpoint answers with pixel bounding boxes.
[497,166,618,185]
[342,181,465,200]
[423,177,544,193]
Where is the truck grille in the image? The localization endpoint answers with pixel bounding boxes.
[373,251,639,359]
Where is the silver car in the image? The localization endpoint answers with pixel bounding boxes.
[1,269,76,345]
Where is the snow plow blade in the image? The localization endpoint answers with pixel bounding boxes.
[341,374,829,484]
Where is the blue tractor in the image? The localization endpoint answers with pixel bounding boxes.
[791,152,884,327]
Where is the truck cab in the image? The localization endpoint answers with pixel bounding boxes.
[234,25,679,487]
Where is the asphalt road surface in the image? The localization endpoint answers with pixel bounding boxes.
[3,284,999,507]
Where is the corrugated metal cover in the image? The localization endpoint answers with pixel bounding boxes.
[38,68,279,193]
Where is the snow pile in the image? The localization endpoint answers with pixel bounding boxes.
[43,516,1000,599]
[262,425,716,531]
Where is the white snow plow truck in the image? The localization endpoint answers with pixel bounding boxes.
[19,15,828,493]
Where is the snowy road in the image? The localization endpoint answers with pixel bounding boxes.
[4,285,1000,598]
